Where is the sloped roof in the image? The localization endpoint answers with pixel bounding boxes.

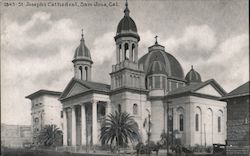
[74,78,110,92]
[168,79,226,98]
[26,90,62,100]
[59,78,110,100]
[221,81,249,99]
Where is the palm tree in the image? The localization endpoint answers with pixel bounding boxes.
[38,124,63,146]
[100,111,140,153]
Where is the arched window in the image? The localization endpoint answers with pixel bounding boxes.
[118,104,121,113]
[119,44,122,62]
[133,104,138,115]
[79,66,83,80]
[218,116,221,132]
[34,118,39,124]
[124,43,129,60]
[195,114,199,131]
[132,44,135,62]
[179,114,184,131]
[177,107,184,132]
[218,110,223,133]
[85,66,88,80]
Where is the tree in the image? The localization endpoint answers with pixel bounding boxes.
[100,111,140,153]
[38,124,63,147]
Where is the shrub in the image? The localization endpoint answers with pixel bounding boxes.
[205,146,212,153]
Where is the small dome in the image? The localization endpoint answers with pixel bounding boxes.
[185,66,202,84]
[115,1,140,41]
[73,35,92,63]
[147,61,168,76]
[139,44,184,80]
[117,16,137,34]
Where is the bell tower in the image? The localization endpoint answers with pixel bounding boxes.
[109,0,148,143]
[110,0,145,90]
[73,30,93,81]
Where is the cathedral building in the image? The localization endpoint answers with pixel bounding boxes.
[27,1,227,147]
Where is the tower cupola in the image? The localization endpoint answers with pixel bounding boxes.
[73,32,92,63]
[115,0,139,41]
[73,30,93,81]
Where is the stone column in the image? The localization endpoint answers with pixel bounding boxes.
[121,43,125,61]
[116,45,119,63]
[173,108,178,130]
[71,106,76,146]
[105,101,112,116]
[152,76,155,89]
[129,43,133,61]
[92,100,98,145]
[63,108,68,146]
[135,45,138,63]
[81,104,86,145]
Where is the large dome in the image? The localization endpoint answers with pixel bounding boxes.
[139,45,184,80]
[147,61,168,76]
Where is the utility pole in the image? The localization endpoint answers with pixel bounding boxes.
[204,124,206,147]
[146,109,151,156]
[166,100,170,155]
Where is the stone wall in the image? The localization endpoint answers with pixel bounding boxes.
[226,146,250,156]
[227,96,250,146]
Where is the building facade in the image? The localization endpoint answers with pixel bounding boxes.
[221,81,249,146]
[26,90,62,144]
[1,124,32,148]
[58,1,227,147]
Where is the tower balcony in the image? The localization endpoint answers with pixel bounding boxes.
[112,59,143,72]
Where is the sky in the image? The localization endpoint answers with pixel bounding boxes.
[1,0,249,125]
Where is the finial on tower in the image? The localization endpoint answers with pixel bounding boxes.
[80,29,85,42]
[124,0,130,16]
[155,35,158,44]
[81,29,84,38]
[191,65,193,69]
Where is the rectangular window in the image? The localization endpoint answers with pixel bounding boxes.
[218,117,221,132]
[61,111,63,118]
[155,76,160,88]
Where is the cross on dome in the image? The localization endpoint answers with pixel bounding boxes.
[155,35,158,44]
